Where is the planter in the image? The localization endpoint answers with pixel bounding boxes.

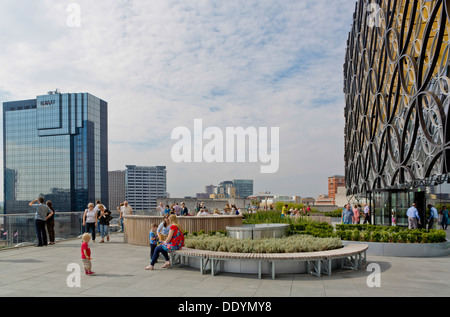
[226,223,289,239]
[342,239,450,257]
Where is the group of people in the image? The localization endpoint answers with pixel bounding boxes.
[145,214,185,270]
[341,203,371,225]
[340,202,449,230]
[406,203,449,230]
[80,200,133,275]
[77,199,450,276]
[281,204,312,218]
[31,196,134,247]
[29,197,56,247]
[82,200,135,243]
[156,202,188,216]
[154,201,242,216]
[82,201,113,243]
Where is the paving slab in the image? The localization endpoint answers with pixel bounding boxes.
[0,232,449,299]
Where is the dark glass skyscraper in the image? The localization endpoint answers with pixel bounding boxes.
[3,91,108,213]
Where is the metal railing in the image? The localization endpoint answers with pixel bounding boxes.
[0,211,121,249]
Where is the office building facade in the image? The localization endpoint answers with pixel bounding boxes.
[3,91,108,213]
[109,170,126,210]
[344,1,450,226]
[233,179,254,198]
[328,175,345,204]
[125,165,167,211]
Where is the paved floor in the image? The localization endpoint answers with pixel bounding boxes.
[0,232,449,298]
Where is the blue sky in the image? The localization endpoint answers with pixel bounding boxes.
[0,0,356,199]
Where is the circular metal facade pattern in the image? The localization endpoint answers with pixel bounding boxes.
[344,0,450,195]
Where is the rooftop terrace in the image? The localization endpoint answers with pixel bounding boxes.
[1,232,450,299]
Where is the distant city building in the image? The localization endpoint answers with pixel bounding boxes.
[300,197,315,206]
[206,179,253,199]
[3,91,108,213]
[205,185,216,196]
[109,170,126,210]
[196,193,209,199]
[315,194,334,206]
[233,179,254,198]
[328,175,345,204]
[215,181,234,197]
[125,165,166,211]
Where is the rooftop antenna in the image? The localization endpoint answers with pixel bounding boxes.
[47,89,61,95]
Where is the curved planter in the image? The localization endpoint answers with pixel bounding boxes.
[342,240,450,257]
[226,223,289,239]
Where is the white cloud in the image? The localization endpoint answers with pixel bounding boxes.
[0,0,355,199]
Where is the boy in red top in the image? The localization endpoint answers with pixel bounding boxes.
[81,233,94,275]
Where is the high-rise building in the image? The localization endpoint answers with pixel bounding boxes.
[125,165,167,211]
[108,170,126,210]
[3,91,108,213]
[233,179,254,198]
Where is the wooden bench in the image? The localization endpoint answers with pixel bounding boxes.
[169,244,368,279]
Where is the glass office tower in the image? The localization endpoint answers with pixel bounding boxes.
[3,91,108,213]
[233,179,254,198]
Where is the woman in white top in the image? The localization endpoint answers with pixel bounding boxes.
[83,203,97,242]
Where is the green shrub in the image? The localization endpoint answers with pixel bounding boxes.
[335,224,447,243]
[185,234,342,253]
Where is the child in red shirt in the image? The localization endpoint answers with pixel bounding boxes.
[81,233,94,275]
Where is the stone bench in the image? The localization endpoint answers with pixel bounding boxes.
[169,244,368,279]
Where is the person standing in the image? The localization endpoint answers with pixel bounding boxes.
[29,197,52,247]
[83,203,97,242]
[45,201,56,245]
[363,203,371,224]
[441,206,449,230]
[97,204,111,243]
[341,204,354,224]
[145,223,159,269]
[81,233,94,275]
[357,204,362,224]
[119,201,133,232]
[156,202,164,216]
[180,202,189,216]
[426,204,438,230]
[352,204,360,224]
[173,203,181,216]
[281,204,288,218]
[407,203,421,229]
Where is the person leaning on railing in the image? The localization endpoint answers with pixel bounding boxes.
[29,197,53,247]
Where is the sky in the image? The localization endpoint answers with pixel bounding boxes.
[0,0,356,199]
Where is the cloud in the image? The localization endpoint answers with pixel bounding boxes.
[0,0,356,199]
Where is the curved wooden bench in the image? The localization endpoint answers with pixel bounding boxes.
[169,244,368,279]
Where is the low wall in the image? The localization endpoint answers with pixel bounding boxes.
[342,240,450,257]
[123,215,243,246]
